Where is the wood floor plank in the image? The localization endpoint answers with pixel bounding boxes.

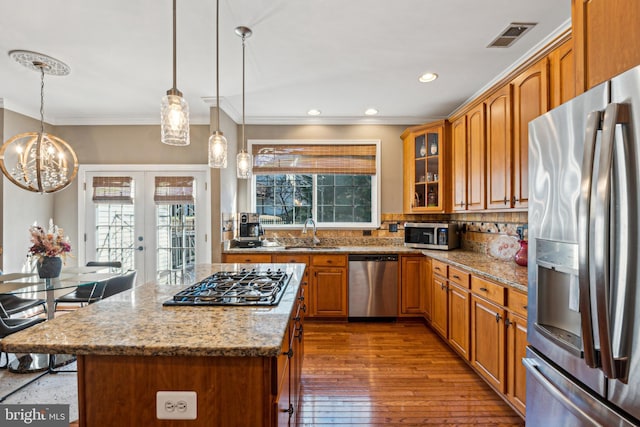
[299,322,524,426]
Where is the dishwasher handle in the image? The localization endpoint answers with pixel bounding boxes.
[348,254,398,262]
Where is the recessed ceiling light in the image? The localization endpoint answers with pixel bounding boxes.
[364,108,379,116]
[419,72,438,83]
[307,109,321,116]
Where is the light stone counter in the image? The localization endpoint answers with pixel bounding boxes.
[1,263,306,358]
[422,249,528,292]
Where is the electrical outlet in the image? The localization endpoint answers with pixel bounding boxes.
[156,391,197,420]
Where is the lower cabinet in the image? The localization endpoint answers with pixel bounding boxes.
[310,254,347,317]
[427,257,527,418]
[400,255,425,316]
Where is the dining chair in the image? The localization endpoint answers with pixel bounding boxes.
[101,270,137,299]
[0,312,45,369]
[0,271,47,318]
[53,278,110,312]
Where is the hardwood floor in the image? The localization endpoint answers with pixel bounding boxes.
[299,321,524,426]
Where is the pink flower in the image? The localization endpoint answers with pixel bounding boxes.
[28,219,72,261]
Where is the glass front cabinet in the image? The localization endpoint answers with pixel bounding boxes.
[402,120,450,213]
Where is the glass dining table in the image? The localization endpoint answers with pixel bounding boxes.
[0,266,120,373]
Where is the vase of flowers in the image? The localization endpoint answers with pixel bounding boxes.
[28,219,71,279]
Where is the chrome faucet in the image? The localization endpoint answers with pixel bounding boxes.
[302,218,321,246]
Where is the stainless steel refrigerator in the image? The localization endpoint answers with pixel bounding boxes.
[527,64,640,426]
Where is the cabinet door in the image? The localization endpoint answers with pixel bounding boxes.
[466,103,486,211]
[506,312,528,417]
[275,254,310,317]
[448,283,470,361]
[512,59,548,210]
[471,296,506,393]
[431,274,448,338]
[485,85,512,210]
[422,258,432,321]
[312,267,347,316]
[549,38,575,109]
[401,256,424,315]
[574,0,640,91]
[451,116,467,211]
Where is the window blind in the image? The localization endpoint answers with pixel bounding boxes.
[92,176,134,204]
[153,176,195,204]
[251,143,377,175]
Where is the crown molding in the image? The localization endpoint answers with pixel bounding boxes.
[201,96,241,123]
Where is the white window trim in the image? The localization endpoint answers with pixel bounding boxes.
[248,139,381,229]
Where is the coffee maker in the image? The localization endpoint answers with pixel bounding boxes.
[234,212,263,248]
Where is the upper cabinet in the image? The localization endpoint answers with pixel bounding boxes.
[450,104,486,212]
[573,0,640,92]
[511,58,549,210]
[549,39,575,108]
[485,85,513,210]
[402,121,449,213]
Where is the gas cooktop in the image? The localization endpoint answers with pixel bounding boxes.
[163,268,290,307]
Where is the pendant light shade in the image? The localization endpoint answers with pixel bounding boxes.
[0,50,78,194]
[208,0,227,168]
[161,0,190,146]
[236,26,253,179]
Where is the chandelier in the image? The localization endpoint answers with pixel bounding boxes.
[235,26,253,179]
[208,0,227,168]
[0,50,78,193]
[160,0,190,146]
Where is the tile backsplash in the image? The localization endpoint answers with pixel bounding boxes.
[250,211,528,254]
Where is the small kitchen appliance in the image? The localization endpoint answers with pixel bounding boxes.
[403,222,458,250]
[234,212,263,248]
[163,268,290,306]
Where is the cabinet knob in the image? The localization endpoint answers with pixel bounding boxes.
[282,348,293,359]
[505,318,513,328]
[512,196,519,205]
[281,403,294,415]
[452,274,460,280]
[503,197,508,205]
[495,313,502,323]
[479,287,488,292]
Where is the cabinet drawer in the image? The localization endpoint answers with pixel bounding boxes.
[224,253,273,263]
[312,254,347,267]
[471,276,505,305]
[507,290,528,318]
[432,260,448,277]
[448,266,470,288]
[273,254,310,265]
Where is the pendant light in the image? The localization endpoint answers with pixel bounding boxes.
[235,26,252,179]
[208,0,227,168]
[0,50,78,194]
[160,0,190,146]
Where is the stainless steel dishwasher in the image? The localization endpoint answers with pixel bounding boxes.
[348,254,398,318]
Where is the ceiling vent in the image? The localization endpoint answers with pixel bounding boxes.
[487,22,537,48]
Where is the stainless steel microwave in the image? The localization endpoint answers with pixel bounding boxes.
[404,222,458,250]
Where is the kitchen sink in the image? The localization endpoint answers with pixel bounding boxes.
[284,246,339,250]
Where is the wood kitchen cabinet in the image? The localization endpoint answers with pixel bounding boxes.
[310,254,347,317]
[549,38,575,109]
[430,260,449,339]
[506,290,528,417]
[274,254,310,317]
[400,255,425,317]
[223,253,274,264]
[447,266,471,361]
[422,257,432,321]
[401,120,450,213]
[450,103,486,212]
[573,0,640,93]
[511,58,549,209]
[485,84,513,210]
[470,276,507,393]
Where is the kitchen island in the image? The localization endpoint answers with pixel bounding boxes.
[1,263,307,427]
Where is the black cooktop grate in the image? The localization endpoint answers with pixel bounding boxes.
[163,268,290,306]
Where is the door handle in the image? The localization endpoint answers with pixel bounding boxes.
[577,110,601,369]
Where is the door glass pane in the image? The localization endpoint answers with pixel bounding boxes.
[93,203,135,271]
[156,204,196,285]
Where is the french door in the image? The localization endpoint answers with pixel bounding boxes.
[79,165,210,284]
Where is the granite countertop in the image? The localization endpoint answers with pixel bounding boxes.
[421,249,528,293]
[1,263,306,358]
[225,244,424,254]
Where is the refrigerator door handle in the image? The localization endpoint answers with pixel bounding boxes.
[523,358,603,426]
[594,102,630,380]
[578,110,602,368]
